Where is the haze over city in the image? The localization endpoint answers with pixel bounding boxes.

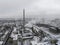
[0,0,60,19]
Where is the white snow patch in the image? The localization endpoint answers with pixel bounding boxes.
[0,41,3,45]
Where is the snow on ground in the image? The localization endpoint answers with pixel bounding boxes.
[0,41,3,45]
[13,27,17,32]
[10,27,18,40]
[31,41,51,45]
[57,40,60,45]
[25,23,32,27]
[2,31,9,39]
[31,36,51,45]
[0,31,9,44]
[34,26,60,45]
[25,20,51,45]
[25,20,36,27]
[34,25,60,39]
[25,20,60,45]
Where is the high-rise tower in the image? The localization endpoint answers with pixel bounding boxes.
[23,9,25,32]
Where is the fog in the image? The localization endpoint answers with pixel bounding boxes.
[0,0,60,19]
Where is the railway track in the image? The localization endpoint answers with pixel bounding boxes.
[2,26,13,45]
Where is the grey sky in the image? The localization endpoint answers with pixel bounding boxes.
[0,0,60,19]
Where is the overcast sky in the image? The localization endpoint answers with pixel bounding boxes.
[0,0,60,19]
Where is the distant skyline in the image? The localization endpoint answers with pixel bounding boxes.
[0,0,60,19]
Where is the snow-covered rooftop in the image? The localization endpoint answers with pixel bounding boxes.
[0,41,3,45]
